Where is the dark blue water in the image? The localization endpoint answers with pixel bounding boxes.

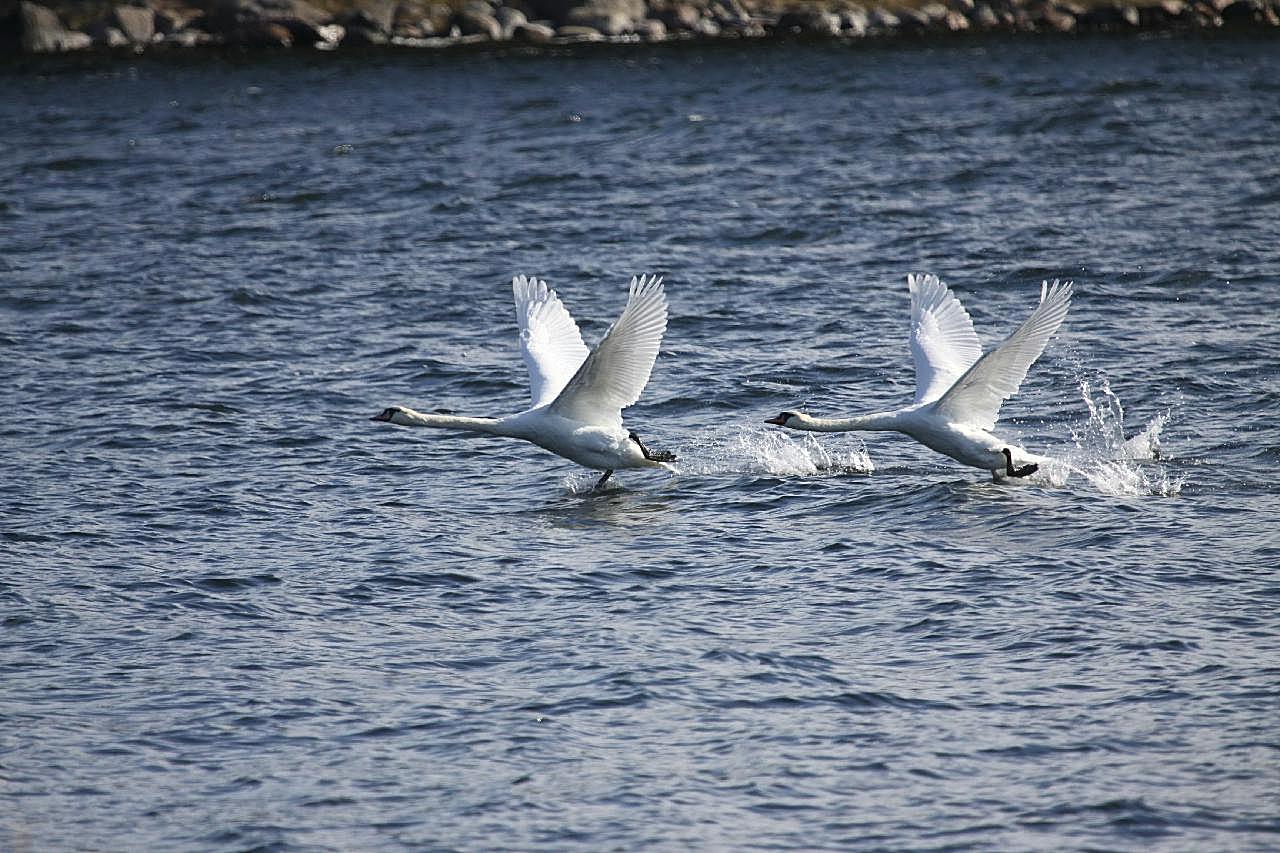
[3,37,1279,851]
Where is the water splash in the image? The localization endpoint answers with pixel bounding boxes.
[1056,377,1182,497]
[556,426,872,492]
[678,425,875,477]
[563,381,1172,494]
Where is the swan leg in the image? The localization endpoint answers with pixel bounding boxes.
[594,470,613,489]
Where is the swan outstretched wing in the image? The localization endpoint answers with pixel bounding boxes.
[513,275,590,408]
[909,273,982,404]
[930,280,1072,431]
[550,275,668,427]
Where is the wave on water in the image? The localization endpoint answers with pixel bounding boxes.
[1045,376,1182,497]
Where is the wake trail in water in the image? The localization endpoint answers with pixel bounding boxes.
[562,379,1174,495]
[559,425,875,491]
[675,425,876,478]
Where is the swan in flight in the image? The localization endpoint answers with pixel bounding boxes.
[766,274,1072,481]
[373,275,676,489]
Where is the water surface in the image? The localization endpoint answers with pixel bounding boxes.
[2,37,1279,851]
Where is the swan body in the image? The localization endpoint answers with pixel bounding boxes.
[373,275,675,487]
[767,274,1072,480]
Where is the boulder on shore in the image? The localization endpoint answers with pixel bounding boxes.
[112,4,155,43]
[565,0,647,33]
[15,0,92,51]
[774,8,842,34]
[4,0,1280,57]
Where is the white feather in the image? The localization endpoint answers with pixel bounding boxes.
[513,275,590,408]
[908,273,983,404]
[931,279,1073,431]
[550,275,668,428]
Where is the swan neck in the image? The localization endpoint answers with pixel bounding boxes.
[801,411,900,432]
[397,410,511,436]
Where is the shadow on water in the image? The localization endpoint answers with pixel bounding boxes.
[531,473,685,530]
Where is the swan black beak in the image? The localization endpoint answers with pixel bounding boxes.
[764,415,787,425]
[371,410,393,422]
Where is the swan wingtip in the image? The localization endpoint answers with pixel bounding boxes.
[629,273,666,296]
[1040,278,1074,304]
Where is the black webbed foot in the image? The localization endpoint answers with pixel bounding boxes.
[1001,448,1039,478]
[594,469,613,489]
[629,430,677,463]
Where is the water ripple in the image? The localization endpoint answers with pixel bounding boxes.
[2,36,1279,853]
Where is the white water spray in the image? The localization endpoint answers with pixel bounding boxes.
[1052,376,1181,496]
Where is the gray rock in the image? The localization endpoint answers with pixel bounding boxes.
[919,2,949,21]
[192,0,328,44]
[867,7,900,29]
[565,0,646,34]
[90,22,130,46]
[555,22,604,38]
[693,15,721,35]
[840,7,869,34]
[709,0,750,25]
[895,7,932,31]
[512,19,556,40]
[775,8,842,35]
[658,2,702,30]
[315,22,345,45]
[395,2,452,35]
[637,16,667,38]
[113,5,155,43]
[1038,3,1077,31]
[567,7,630,33]
[154,9,187,34]
[165,29,205,46]
[454,7,502,38]
[18,1,91,52]
[262,1,337,47]
[1158,0,1191,18]
[970,4,1001,27]
[341,23,389,43]
[495,6,528,38]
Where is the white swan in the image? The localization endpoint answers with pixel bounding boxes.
[766,274,1073,480]
[373,274,676,488]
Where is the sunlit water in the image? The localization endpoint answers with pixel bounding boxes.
[3,37,1279,851]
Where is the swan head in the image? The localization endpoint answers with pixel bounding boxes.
[372,406,410,425]
[765,411,805,428]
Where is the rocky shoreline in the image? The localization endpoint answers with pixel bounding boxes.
[3,0,1278,55]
